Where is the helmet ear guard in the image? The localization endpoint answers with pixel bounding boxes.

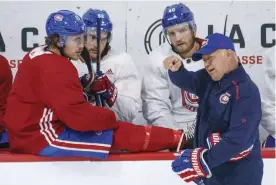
[45,34,68,48]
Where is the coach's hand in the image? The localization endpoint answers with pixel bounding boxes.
[163,56,182,72]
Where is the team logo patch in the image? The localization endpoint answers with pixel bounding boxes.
[219,92,231,104]
[54,14,63,21]
[106,68,113,75]
[181,89,199,112]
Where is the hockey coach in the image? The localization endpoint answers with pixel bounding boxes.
[163,33,263,185]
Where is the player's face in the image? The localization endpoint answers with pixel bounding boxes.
[85,29,108,61]
[202,49,229,81]
[64,34,84,60]
[166,23,195,54]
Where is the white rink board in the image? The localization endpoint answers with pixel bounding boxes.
[0,1,275,92]
[0,159,275,185]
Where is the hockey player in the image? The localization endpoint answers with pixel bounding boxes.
[4,10,188,158]
[260,46,275,148]
[71,8,141,122]
[0,55,12,147]
[141,3,204,139]
[164,33,263,185]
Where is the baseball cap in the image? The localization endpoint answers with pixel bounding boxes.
[192,33,235,61]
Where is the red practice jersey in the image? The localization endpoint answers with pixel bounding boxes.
[4,46,117,154]
[0,55,12,133]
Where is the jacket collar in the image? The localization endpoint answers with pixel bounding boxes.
[212,64,248,89]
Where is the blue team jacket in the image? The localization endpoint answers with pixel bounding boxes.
[169,64,263,184]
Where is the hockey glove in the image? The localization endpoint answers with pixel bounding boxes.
[206,133,254,161]
[172,148,212,183]
[91,71,118,107]
[83,92,94,103]
[80,72,95,93]
[262,135,275,148]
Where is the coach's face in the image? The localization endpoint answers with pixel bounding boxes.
[202,49,230,81]
[166,23,195,54]
[84,30,108,61]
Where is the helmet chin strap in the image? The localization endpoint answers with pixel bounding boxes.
[45,34,67,58]
[58,36,72,60]
[58,42,65,57]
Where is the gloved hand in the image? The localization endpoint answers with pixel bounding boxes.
[171,148,212,184]
[206,133,254,161]
[83,92,94,102]
[80,72,95,93]
[91,71,118,107]
[262,135,275,148]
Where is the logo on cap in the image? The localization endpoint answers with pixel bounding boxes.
[54,14,63,21]
[201,39,209,48]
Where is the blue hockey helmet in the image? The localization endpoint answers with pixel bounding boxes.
[82,9,113,33]
[45,10,86,46]
[162,3,196,31]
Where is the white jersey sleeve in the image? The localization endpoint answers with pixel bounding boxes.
[260,47,275,137]
[142,48,179,129]
[142,45,204,130]
[109,53,141,122]
[70,51,141,122]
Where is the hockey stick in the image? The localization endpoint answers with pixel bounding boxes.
[96,17,101,74]
[80,21,102,106]
[95,17,103,107]
[81,47,92,73]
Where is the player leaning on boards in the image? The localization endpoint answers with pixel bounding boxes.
[71,9,141,122]
[141,3,204,143]
[3,10,191,158]
[164,33,263,185]
[0,55,13,148]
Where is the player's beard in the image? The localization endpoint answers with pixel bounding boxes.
[90,43,110,62]
[173,35,196,56]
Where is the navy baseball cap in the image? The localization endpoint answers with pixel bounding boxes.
[192,33,235,61]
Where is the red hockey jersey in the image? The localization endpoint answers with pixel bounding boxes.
[4,46,117,154]
[0,55,13,133]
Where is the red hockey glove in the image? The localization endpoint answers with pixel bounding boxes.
[172,148,212,183]
[80,72,95,93]
[206,133,254,161]
[91,71,118,107]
